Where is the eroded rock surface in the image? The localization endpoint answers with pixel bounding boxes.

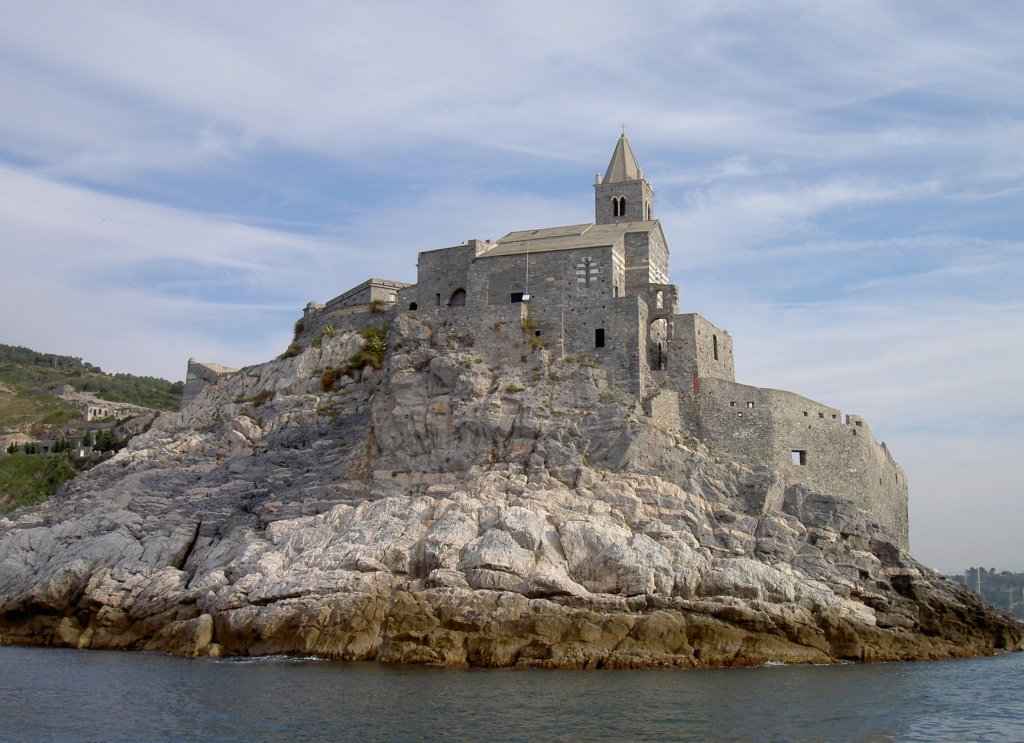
[0,317,1019,667]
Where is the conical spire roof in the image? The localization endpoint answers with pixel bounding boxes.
[603,133,643,183]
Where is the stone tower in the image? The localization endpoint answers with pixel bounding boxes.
[594,133,655,224]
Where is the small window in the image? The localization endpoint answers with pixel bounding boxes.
[729,401,736,407]
[511,292,524,303]
[435,293,441,307]
[595,328,605,347]
[712,334,719,361]
[818,412,824,419]
[409,302,418,311]
[746,402,754,409]
[534,330,541,337]
[802,411,808,417]
[791,450,807,466]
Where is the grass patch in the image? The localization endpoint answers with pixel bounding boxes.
[0,453,80,513]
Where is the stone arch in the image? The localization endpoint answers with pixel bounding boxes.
[448,288,466,307]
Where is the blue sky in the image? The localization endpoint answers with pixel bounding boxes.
[1,1,1022,573]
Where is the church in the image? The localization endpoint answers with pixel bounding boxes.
[219,134,910,546]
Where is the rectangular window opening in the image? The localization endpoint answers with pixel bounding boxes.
[712,334,719,361]
[791,450,807,466]
[510,292,524,303]
[746,402,754,409]
[595,328,605,348]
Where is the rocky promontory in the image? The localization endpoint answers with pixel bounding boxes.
[0,315,1019,667]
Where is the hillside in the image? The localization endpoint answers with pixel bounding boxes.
[0,344,179,512]
[0,344,184,411]
[0,316,1018,666]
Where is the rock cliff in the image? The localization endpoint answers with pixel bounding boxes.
[0,316,1019,667]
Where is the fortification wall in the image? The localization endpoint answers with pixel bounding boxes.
[181,359,238,410]
[671,314,735,383]
[683,378,908,546]
[410,244,476,311]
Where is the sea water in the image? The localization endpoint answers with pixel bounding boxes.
[1,646,1022,741]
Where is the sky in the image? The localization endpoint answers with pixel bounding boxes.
[1,1,1022,573]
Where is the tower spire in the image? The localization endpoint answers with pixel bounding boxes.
[595,133,654,223]
[603,133,643,184]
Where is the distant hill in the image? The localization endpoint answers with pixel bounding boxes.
[0,343,183,411]
[0,343,182,512]
[947,568,1024,619]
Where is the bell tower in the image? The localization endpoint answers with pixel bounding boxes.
[594,133,655,224]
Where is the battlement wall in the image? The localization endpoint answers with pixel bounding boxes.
[684,378,908,546]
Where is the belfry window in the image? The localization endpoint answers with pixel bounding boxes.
[612,196,627,217]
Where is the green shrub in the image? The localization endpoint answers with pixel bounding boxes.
[293,319,305,338]
[280,342,303,359]
[321,367,340,392]
[506,384,525,393]
[350,326,388,370]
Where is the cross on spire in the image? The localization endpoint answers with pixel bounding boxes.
[620,123,627,135]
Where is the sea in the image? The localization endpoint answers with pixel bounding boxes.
[1,646,1022,742]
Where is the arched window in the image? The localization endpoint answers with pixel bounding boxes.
[645,201,651,220]
[448,288,466,307]
[611,197,620,217]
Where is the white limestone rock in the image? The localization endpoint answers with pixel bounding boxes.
[0,322,1018,667]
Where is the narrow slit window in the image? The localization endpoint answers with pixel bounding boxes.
[712,334,719,361]
[595,328,605,347]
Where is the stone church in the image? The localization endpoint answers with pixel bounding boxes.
[192,134,910,546]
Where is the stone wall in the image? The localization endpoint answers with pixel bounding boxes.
[181,359,238,410]
[682,378,909,547]
[669,313,736,383]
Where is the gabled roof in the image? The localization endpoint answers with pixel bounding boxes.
[479,221,659,257]
[603,133,643,183]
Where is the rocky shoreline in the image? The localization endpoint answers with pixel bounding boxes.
[1,316,1019,667]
